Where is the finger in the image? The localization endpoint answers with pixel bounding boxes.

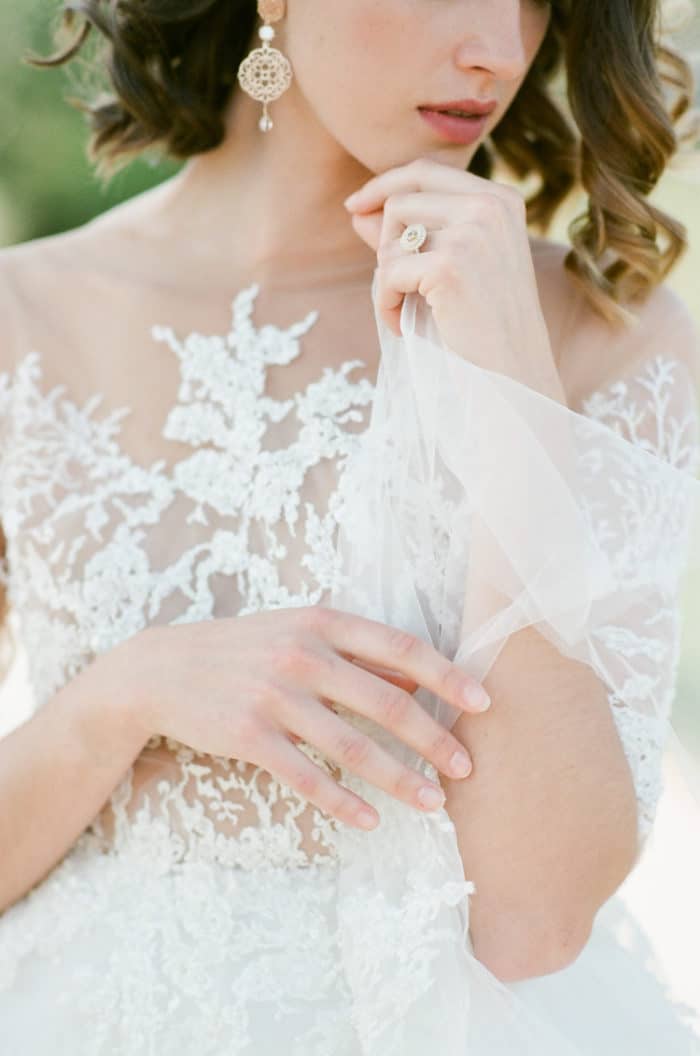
[345,157,488,213]
[290,695,336,743]
[378,190,465,253]
[261,730,382,830]
[345,654,420,694]
[349,210,383,253]
[311,652,475,781]
[318,608,490,714]
[351,190,482,257]
[376,242,463,337]
[374,248,440,327]
[367,668,419,693]
[276,692,448,813]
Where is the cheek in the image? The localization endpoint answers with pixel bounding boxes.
[285,0,410,123]
[342,0,401,53]
[500,4,551,106]
[522,3,552,62]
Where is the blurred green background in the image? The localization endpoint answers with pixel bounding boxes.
[1,0,700,747]
[0,0,181,242]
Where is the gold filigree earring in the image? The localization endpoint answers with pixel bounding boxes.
[237,0,293,132]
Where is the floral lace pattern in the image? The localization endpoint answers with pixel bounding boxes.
[0,838,361,1056]
[0,283,697,1053]
[0,290,695,864]
[579,355,700,842]
[0,283,376,869]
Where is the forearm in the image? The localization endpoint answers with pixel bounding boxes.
[0,637,151,914]
[441,624,639,982]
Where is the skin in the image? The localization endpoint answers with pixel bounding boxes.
[0,0,644,981]
[161,0,639,976]
[133,0,553,285]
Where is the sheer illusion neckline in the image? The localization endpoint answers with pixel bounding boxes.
[4,274,687,467]
[4,280,379,484]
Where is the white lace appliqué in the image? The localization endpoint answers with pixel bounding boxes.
[0,283,375,872]
[0,287,697,1052]
[579,355,700,842]
[0,292,695,861]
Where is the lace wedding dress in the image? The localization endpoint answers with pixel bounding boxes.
[0,249,699,1054]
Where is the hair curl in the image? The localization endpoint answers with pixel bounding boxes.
[28,0,700,327]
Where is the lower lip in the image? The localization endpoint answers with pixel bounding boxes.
[417,108,490,145]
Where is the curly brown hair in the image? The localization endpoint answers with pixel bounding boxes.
[28,0,700,328]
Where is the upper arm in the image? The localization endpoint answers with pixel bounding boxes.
[446,280,700,979]
[567,284,700,848]
[564,282,700,414]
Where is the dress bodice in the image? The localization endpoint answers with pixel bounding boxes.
[0,281,697,870]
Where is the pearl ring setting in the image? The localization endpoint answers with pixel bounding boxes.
[400,223,428,254]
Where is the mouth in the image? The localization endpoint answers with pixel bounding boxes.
[417,107,492,146]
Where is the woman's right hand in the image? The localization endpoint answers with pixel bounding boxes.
[110,605,492,831]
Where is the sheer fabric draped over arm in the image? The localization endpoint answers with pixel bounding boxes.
[560,283,700,846]
[331,270,700,858]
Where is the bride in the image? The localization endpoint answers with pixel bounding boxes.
[0,0,699,1052]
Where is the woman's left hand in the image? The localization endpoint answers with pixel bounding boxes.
[344,157,565,400]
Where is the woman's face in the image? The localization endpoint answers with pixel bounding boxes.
[283,0,553,172]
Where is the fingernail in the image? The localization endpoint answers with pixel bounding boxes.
[417,786,446,810]
[358,809,379,830]
[465,685,491,712]
[343,192,361,208]
[449,751,472,778]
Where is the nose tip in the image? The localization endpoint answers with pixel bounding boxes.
[454,14,530,84]
[457,39,529,84]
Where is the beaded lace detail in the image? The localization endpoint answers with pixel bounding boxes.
[0,283,375,870]
[0,288,696,868]
[0,281,699,1054]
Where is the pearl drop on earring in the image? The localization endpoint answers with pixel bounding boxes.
[237,8,293,133]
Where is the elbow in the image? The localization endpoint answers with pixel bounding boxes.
[471,910,594,983]
[470,834,639,983]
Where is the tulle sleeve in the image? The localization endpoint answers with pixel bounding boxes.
[331,274,700,843]
[570,336,700,845]
[325,272,700,1055]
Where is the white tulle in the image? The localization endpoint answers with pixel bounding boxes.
[326,271,700,1053]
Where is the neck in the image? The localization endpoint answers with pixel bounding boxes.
[153,85,378,287]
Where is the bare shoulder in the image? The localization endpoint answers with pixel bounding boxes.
[528,234,700,404]
[0,240,31,370]
[0,220,108,317]
[0,228,103,375]
[0,181,175,371]
[527,234,585,358]
[0,178,169,293]
[567,280,699,408]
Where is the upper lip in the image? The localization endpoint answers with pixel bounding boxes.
[419,98,498,116]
